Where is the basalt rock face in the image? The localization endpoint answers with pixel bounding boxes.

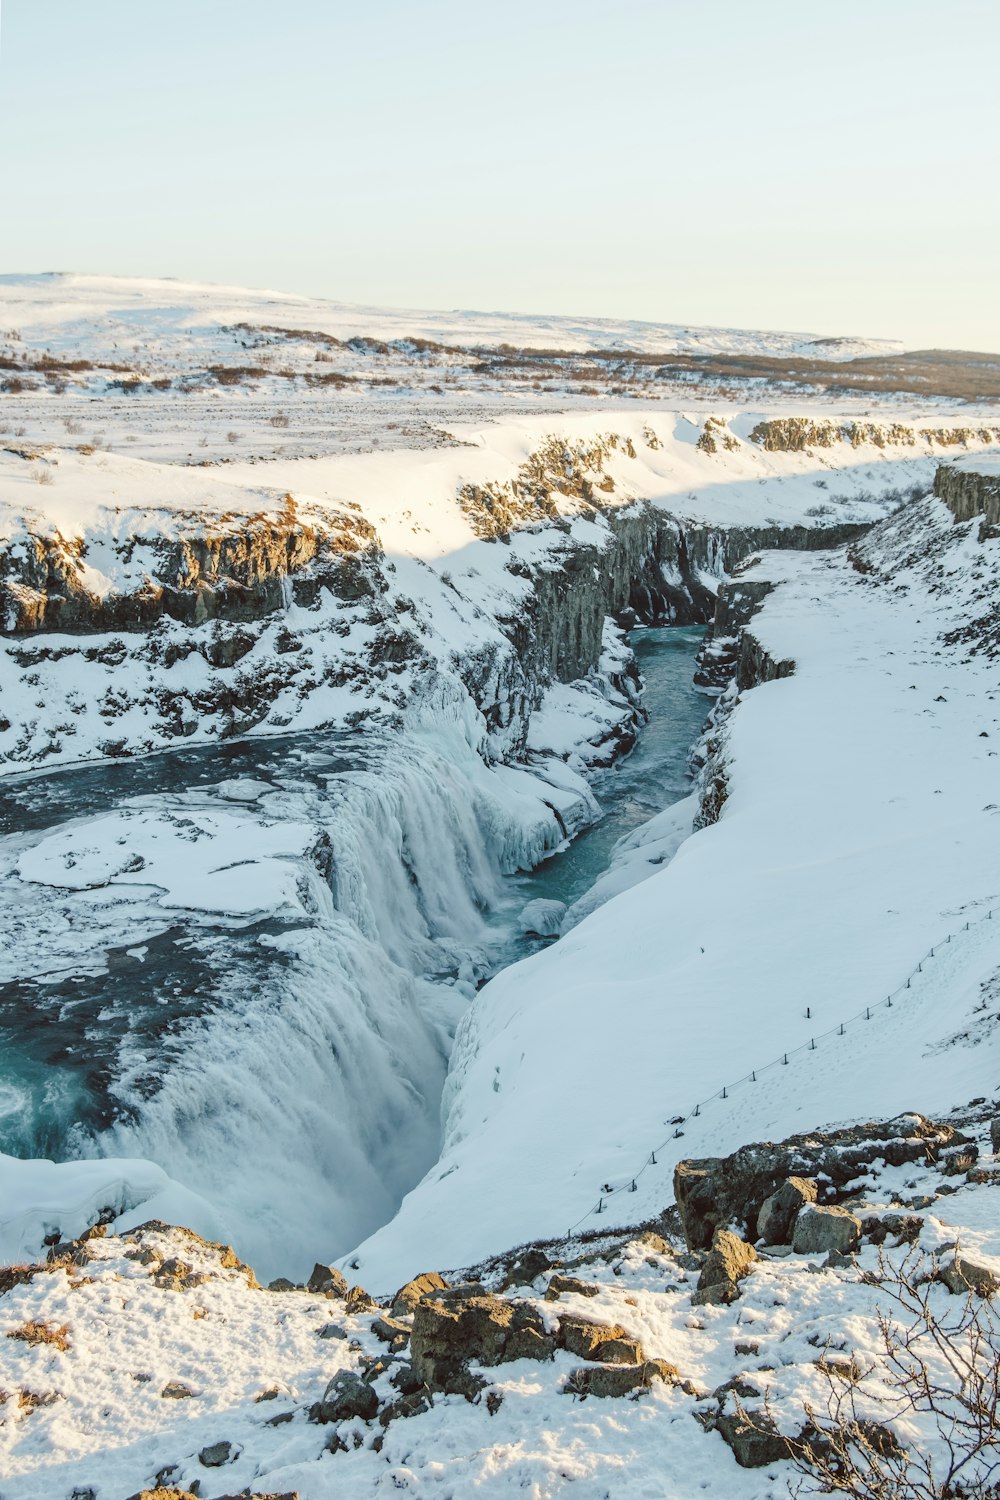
[934,463,1000,533]
[498,509,870,697]
[0,457,875,773]
[0,506,381,636]
[691,523,868,696]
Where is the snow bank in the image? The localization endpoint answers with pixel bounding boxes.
[349,497,1000,1289]
[0,1154,225,1265]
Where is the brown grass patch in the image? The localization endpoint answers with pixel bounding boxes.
[7,1320,71,1351]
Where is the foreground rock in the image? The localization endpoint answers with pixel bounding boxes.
[791,1205,862,1256]
[312,1371,381,1424]
[673,1115,971,1249]
[409,1287,555,1397]
[391,1271,449,1319]
[565,1360,679,1398]
[939,1252,1000,1296]
[693,1229,757,1305]
[756,1176,818,1245]
[714,1408,796,1468]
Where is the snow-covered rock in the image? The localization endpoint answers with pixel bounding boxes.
[518,899,566,938]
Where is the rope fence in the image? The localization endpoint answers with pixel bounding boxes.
[566,902,999,1238]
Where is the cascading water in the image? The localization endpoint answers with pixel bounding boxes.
[0,628,705,1278]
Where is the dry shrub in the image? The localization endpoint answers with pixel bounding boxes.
[741,1248,1000,1499]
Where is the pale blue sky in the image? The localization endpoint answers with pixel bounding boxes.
[1,0,998,349]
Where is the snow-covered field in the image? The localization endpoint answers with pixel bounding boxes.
[0,271,904,361]
[0,273,972,469]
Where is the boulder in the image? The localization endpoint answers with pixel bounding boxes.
[372,1315,410,1346]
[698,1229,757,1291]
[499,1248,553,1290]
[715,1408,795,1467]
[632,1230,672,1259]
[391,1271,449,1319]
[267,1277,298,1292]
[307,1263,348,1298]
[345,1284,377,1313]
[155,1257,192,1284]
[199,1439,235,1467]
[991,1117,1000,1155]
[558,1316,644,1364]
[564,1359,678,1398]
[544,1274,601,1300]
[317,1322,349,1340]
[861,1212,923,1247]
[160,1381,196,1400]
[518,899,566,938]
[595,1337,646,1365]
[313,1370,380,1424]
[852,1419,905,1458]
[691,1279,741,1307]
[939,1253,1000,1297]
[125,1491,199,1500]
[410,1288,555,1397]
[792,1206,862,1256]
[674,1115,969,1249]
[756,1178,817,1245]
[390,1361,427,1396]
[377,1390,432,1428]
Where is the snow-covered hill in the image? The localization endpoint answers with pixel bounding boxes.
[0,272,903,361]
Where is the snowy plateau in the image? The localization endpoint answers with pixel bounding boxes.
[0,274,999,1499]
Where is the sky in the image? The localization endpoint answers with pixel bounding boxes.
[1,0,998,350]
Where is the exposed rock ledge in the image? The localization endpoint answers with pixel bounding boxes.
[935,459,1000,534]
[0,433,872,772]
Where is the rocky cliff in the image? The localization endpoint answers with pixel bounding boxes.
[934,460,1000,532]
[0,423,884,773]
[0,486,380,635]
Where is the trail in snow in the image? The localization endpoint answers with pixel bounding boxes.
[567,901,1000,1238]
